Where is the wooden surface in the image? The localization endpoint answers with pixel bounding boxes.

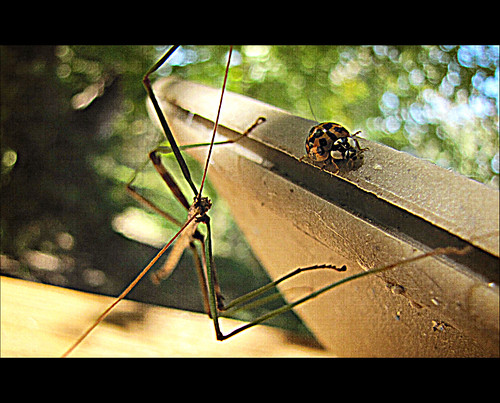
[1,276,334,357]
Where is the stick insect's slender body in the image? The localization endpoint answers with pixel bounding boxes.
[62,46,476,357]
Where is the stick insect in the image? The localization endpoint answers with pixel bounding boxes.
[62,45,479,357]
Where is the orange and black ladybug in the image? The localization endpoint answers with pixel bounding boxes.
[304,122,365,171]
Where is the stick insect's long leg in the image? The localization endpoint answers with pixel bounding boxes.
[61,214,199,357]
[209,244,472,341]
[126,185,183,228]
[125,151,200,235]
[201,215,347,340]
[126,116,266,317]
[126,179,213,316]
[188,240,212,317]
[143,45,199,197]
[126,150,216,314]
[149,150,190,210]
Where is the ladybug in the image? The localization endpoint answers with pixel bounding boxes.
[304,122,365,172]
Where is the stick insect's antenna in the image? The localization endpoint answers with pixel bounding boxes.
[197,46,233,200]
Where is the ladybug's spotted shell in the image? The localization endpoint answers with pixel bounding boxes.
[305,122,351,162]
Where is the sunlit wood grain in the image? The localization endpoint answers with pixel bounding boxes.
[1,276,334,357]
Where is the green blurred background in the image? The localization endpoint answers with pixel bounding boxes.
[1,45,498,336]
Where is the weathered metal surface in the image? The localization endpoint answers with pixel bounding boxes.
[148,76,499,357]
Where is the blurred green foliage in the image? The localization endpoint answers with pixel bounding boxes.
[1,45,498,338]
[162,45,499,186]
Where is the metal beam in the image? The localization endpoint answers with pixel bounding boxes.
[149,76,499,357]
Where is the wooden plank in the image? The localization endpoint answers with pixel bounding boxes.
[1,276,334,357]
